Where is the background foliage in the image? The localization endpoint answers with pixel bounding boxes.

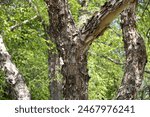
[0,0,150,100]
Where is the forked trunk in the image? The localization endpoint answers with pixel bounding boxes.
[44,0,136,99]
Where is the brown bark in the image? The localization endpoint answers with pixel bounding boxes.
[116,2,147,100]
[48,49,62,100]
[44,0,135,99]
[80,0,135,52]
[0,35,31,100]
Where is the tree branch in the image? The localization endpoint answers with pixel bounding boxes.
[100,55,150,75]
[27,0,50,41]
[10,15,38,31]
[10,0,49,34]
[80,0,135,48]
[146,28,150,40]
[145,70,150,74]
[89,51,124,65]
[116,1,147,100]
[90,52,150,75]
[0,35,31,100]
[100,55,123,65]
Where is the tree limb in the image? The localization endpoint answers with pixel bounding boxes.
[116,1,147,100]
[0,35,31,100]
[145,70,150,74]
[10,0,49,34]
[80,0,135,49]
[101,55,150,75]
[90,51,150,76]
[10,15,38,31]
[89,51,124,65]
[100,55,123,65]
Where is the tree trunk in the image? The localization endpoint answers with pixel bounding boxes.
[116,2,147,100]
[26,0,62,100]
[0,35,31,100]
[44,0,135,99]
[48,49,62,99]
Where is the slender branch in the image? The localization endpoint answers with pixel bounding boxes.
[10,0,49,34]
[100,55,123,65]
[10,15,38,31]
[145,70,150,74]
[102,55,150,75]
[27,0,50,41]
[89,50,150,75]
[108,26,122,37]
[27,0,43,22]
[28,0,40,14]
[146,28,150,40]
[0,0,11,5]
[89,51,124,65]
[141,0,150,16]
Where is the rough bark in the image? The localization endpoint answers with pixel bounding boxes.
[48,49,62,100]
[0,35,31,100]
[45,0,89,100]
[80,0,135,53]
[44,0,135,99]
[116,2,147,100]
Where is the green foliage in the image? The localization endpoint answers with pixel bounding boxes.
[88,25,124,99]
[88,0,105,12]
[0,0,150,100]
[0,0,49,100]
[136,0,150,99]
[69,0,81,22]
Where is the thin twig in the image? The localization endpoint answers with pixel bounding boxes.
[10,15,38,31]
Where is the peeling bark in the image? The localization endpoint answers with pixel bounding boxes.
[0,35,31,100]
[44,0,136,99]
[80,0,135,53]
[116,2,147,100]
[45,0,89,99]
